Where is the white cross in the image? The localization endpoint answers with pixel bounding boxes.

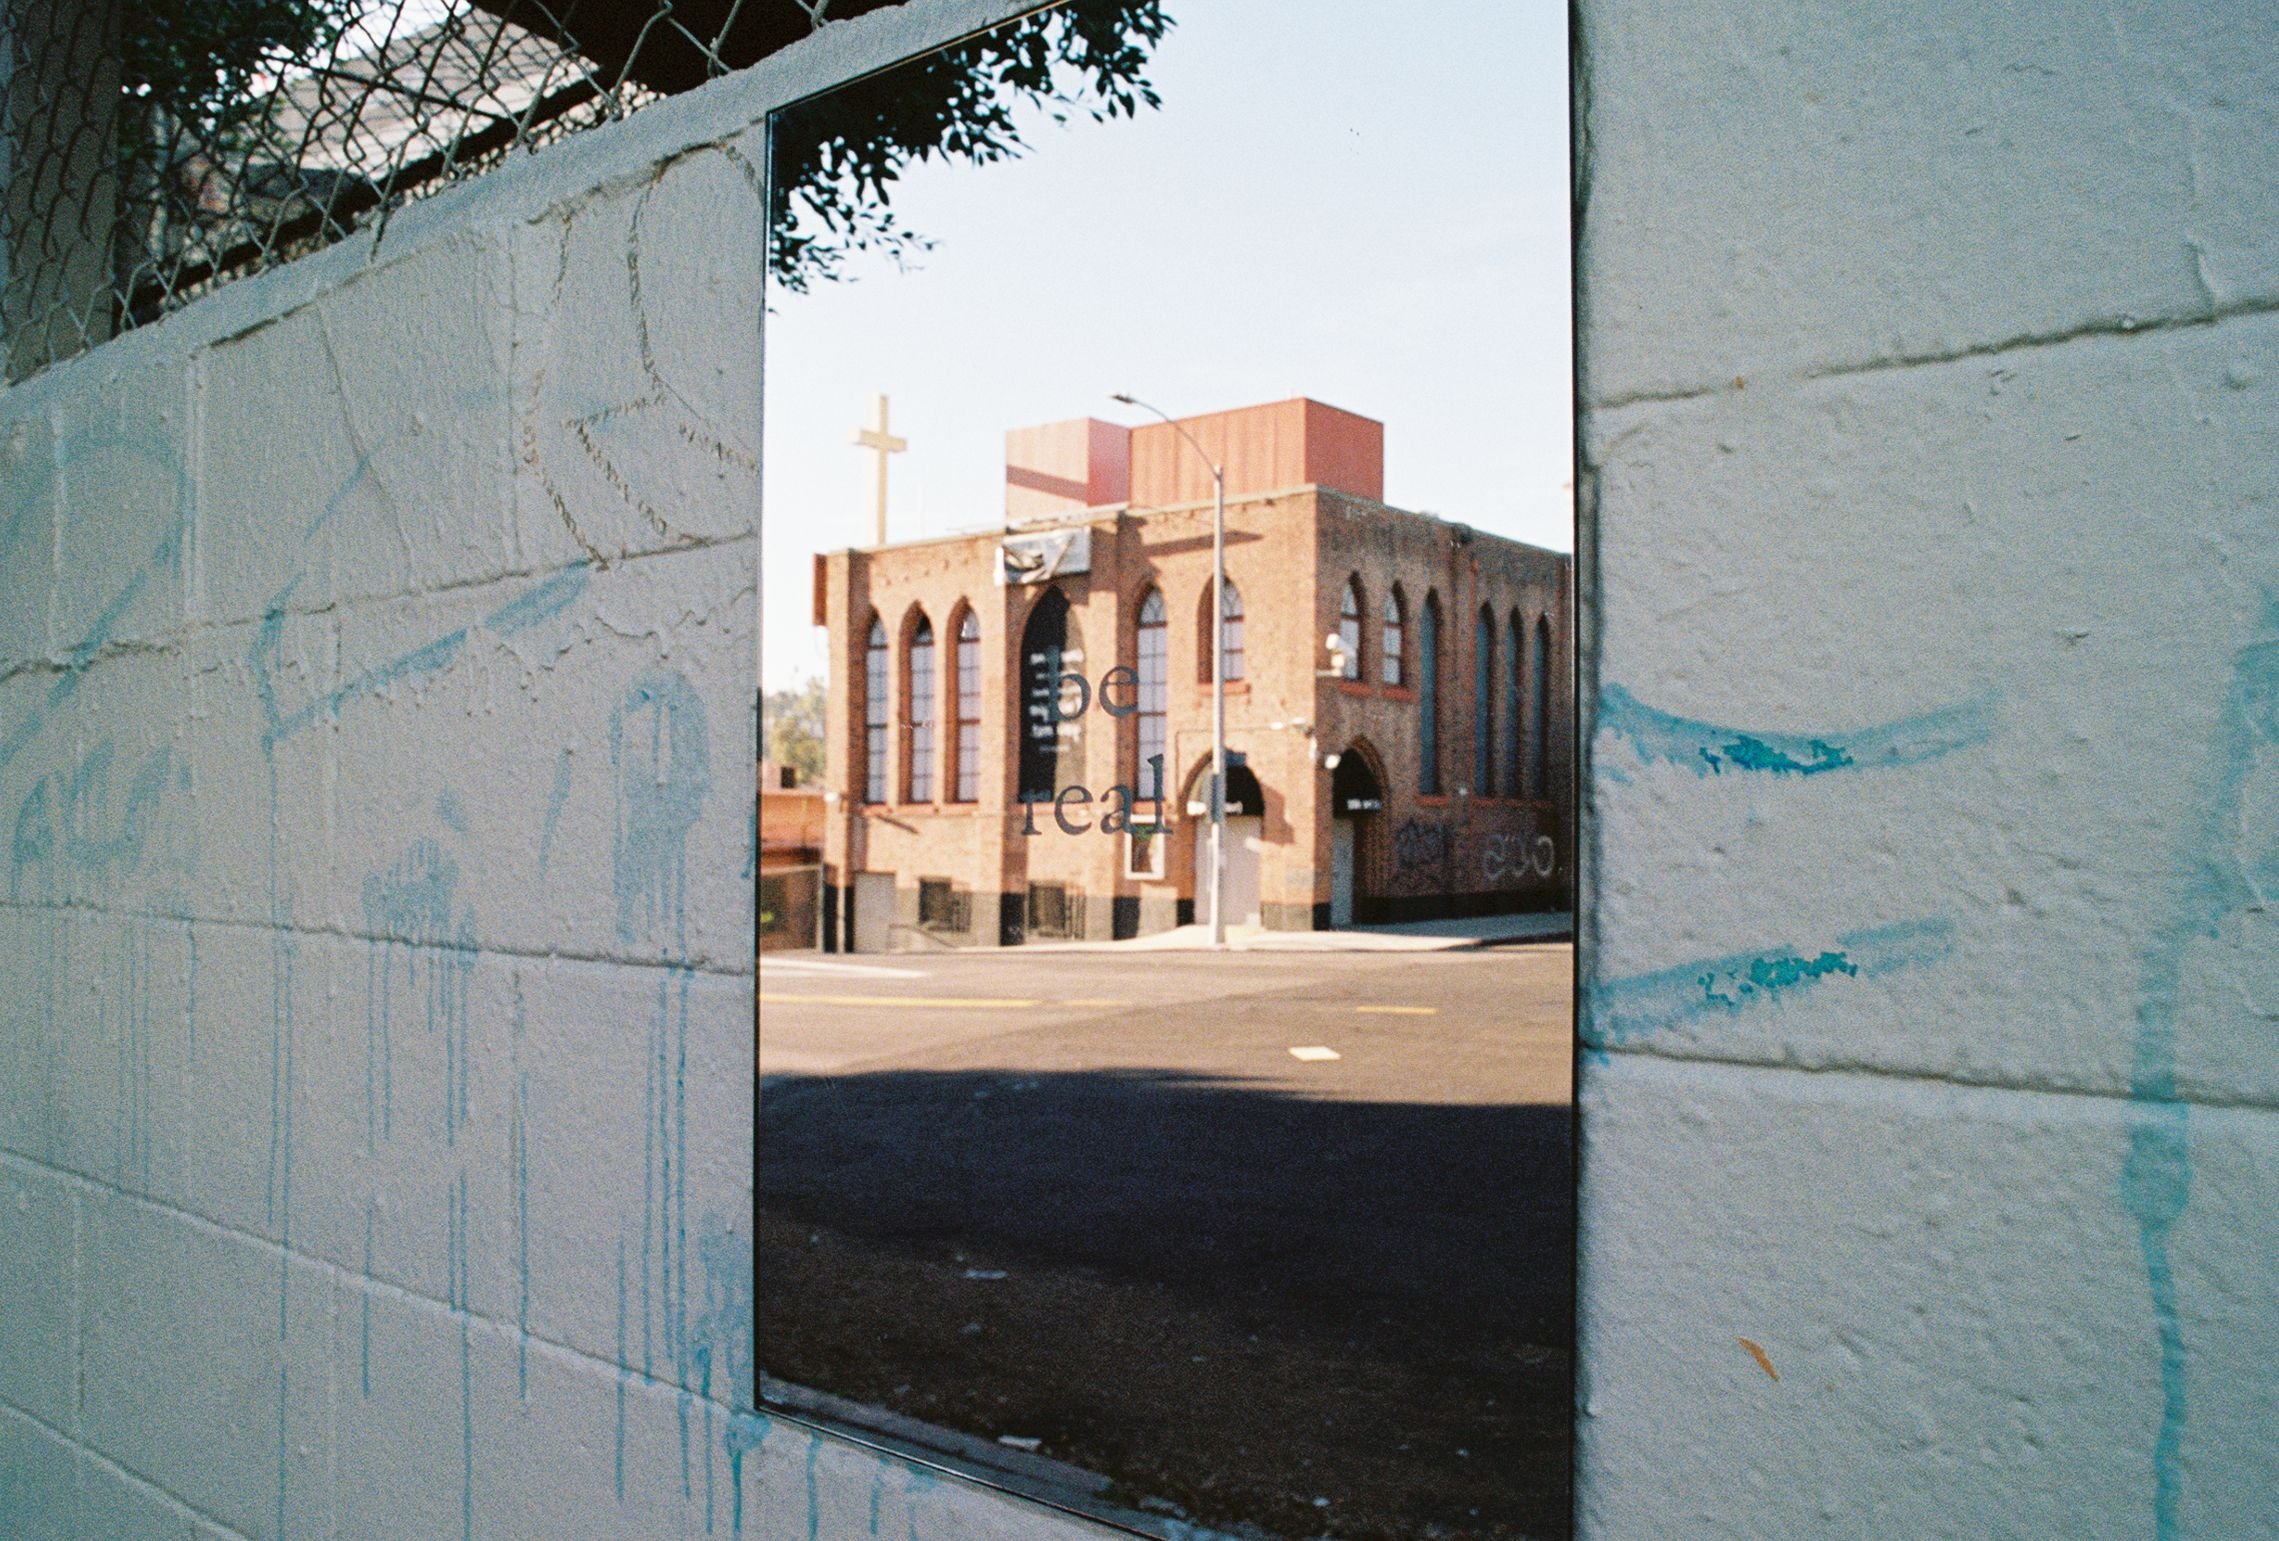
[850,394,906,546]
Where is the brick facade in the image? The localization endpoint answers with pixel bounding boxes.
[813,398,1572,951]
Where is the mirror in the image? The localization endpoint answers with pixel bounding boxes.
[759,5,1573,1535]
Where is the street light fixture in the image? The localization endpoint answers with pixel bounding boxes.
[1112,392,1229,947]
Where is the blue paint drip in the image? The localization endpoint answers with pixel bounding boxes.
[616,1241,630,1504]
[362,839,476,1147]
[611,670,712,950]
[362,1203,376,1398]
[805,1430,822,1541]
[1597,682,1998,778]
[437,786,469,835]
[724,1410,770,1541]
[2118,608,2279,1535]
[1584,918,1956,1049]
[513,986,532,1401]
[537,749,573,876]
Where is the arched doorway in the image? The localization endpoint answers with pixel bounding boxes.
[1329,746,1385,927]
[1187,761,1266,930]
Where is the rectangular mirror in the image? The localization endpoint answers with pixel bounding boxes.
[758,5,1574,1535]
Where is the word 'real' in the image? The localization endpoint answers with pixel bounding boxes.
[1021,663,1166,836]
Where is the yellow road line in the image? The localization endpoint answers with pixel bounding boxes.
[760,993,1039,1010]
[1354,1005,1438,1015]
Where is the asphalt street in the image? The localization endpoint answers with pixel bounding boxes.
[758,943,1575,1540]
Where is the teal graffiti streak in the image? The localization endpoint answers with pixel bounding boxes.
[2121,599,2279,1538]
[1598,682,1997,778]
[253,560,588,746]
[1583,918,1956,1049]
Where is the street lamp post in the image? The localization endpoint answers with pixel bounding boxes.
[1112,393,1228,947]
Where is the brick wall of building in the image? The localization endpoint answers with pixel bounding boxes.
[817,425,1573,951]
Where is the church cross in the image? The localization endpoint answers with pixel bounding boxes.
[850,394,907,545]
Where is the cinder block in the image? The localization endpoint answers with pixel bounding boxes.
[513,955,751,1400]
[0,1161,75,1429]
[181,616,334,933]
[79,1191,334,1541]
[195,234,517,631]
[327,545,754,970]
[1585,313,2279,1103]
[0,408,56,668]
[290,936,517,1317]
[1577,0,2272,402]
[45,915,195,1208]
[1576,1054,2279,1539]
[176,917,330,1248]
[0,1404,80,1541]
[507,145,762,573]
[51,354,191,654]
[67,1452,201,1541]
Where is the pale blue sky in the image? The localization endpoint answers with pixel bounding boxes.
[762,0,1570,691]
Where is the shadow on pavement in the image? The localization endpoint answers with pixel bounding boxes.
[760,1068,1573,1539]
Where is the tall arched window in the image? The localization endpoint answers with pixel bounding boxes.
[1502,609,1524,797]
[863,617,889,804]
[1530,614,1553,796]
[905,612,935,803]
[1381,588,1405,685]
[1218,581,1245,683]
[953,610,981,802]
[1137,588,1168,796]
[1018,587,1081,801]
[1473,607,1495,795]
[1419,593,1441,795]
[1339,577,1363,680]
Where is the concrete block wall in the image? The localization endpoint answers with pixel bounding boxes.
[1574,2,2279,1535]
[0,0,1125,1535]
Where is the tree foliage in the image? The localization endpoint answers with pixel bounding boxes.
[768,0,1171,294]
[120,0,358,128]
[762,678,827,784]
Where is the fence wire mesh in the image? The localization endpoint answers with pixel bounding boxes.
[0,0,842,381]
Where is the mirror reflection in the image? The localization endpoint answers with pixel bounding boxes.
[760,6,1573,1536]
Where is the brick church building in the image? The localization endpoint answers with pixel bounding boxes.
[811,397,1572,951]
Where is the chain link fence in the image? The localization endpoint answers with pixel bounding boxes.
[0,0,867,381]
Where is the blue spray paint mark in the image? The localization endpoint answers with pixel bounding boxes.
[0,523,183,781]
[362,839,476,1147]
[537,748,573,876]
[437,787,468,835]
[512,985,532,1401]
[805,1429,823,1541]
[1597,682,1997,778]
[454,1166,474,1541]
[254,561,588,745]
[611,669,712,951]
[2119,602,2279,1536]
[1584,918,1956,1049]
[724,1409,770,1540]
[616,1240,630,1504]
[362,1202,376,1398]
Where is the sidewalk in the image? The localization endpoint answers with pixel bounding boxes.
[1027,911,1571,953]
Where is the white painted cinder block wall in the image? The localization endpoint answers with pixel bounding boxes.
[0,1,1117,1535]
[1575,2,2279,1536]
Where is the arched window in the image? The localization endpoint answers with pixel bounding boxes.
[1018,587,1081,801]
[1339,577,1363,680]
[1473,607,1495,795]
[1419,593,1441,795]
[905,612,935,803]
[1530,614,1553,796]
[953,610,981,802]
[1137,589,1168,796]
[1502,609,1524,797]
[1219,581,1245,683]
[863,617,889,804]
[1381,588,1405,685]
[1198,579,1247,683]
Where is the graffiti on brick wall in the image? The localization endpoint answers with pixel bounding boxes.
[1482,828,1558,884]
[1392,818,1449,872]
